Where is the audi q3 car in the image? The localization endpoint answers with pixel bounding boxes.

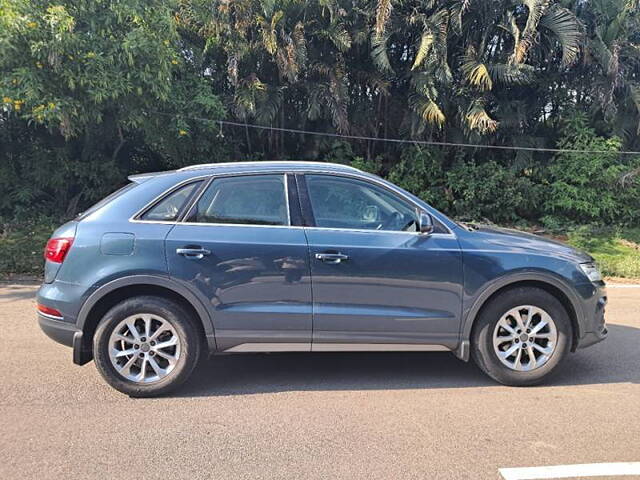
[37,161,608,396]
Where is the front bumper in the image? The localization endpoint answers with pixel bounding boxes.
[577,325,608,349]
[575,283,608,350]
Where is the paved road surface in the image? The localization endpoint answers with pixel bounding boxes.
[0,284,638,479]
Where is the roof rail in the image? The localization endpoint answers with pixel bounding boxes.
[177,161,360,172]
[128,170,176,183]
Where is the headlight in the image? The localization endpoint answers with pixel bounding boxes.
[579,262,602,283]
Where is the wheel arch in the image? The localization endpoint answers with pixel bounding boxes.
[457,273,583,361]
[76,275,216,364]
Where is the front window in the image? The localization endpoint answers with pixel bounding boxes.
[186,174,289,226]
[305,175,418,232]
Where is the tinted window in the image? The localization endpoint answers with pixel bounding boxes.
[187,175,288,226]
[141,181,201,221]
[306,175,418,232]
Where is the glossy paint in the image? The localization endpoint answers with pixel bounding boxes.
[166,223,312,351]
[36,161,607,361]
[306,228,462,349]
[456,225,606,344]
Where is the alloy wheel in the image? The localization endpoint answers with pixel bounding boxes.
[108,313,181,383]
[492,305,558,371]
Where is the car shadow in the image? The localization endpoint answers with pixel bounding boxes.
[176,323,640,398]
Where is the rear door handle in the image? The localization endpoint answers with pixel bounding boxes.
[315,252,349,264]
[176,247,211,259]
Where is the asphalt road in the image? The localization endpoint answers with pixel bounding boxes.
[0,284,639,479]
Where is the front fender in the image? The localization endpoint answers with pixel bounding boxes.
[455,271,585,361]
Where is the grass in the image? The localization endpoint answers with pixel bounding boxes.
[565,227,640,280]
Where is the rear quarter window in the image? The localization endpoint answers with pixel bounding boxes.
[139,181,203,221]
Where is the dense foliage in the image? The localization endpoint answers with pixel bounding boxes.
[1,0,639,230]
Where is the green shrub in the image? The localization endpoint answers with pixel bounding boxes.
[387,147,449,212]
[0,217,58,277]
[446,160,539,223]
[545,113,640,225]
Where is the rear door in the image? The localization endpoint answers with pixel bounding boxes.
[299,173,463,351]
[166,173,312,352]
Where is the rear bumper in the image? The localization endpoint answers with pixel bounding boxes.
[37,314,92,365]
[38,313,77,347]
[37,281,94,365]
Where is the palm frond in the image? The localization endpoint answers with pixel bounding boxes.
[256,10,284,55]
[409,93,446,128]
[468,64,493,91]
[327,64,350,134]
[453,0,473,31]
[371,31,394,73]
[461,47,493,91]
[354,70,390,96]
[255,87,283,125]
[293,22,307,66]
[588,33,612,71]
[514,0,551,64]
[411,31,435,71]
[306,84,327,121]
[466,100,499,134]
[540,6,582,66]
[499,11,521,63]
[375,0,393,38]
[488,63,536,85]
[327,23,352,52]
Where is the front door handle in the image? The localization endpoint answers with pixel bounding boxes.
[176,247,211,259]
[315,252,349,264]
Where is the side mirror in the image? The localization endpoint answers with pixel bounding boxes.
[417,210,434,235]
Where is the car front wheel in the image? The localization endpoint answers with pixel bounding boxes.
[93,295,201,397]
[471,287,572,386]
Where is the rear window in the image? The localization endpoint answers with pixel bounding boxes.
[185,175,289,226]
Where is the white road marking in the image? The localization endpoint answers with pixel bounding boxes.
[499,462,640,479]
[606,285,640,288]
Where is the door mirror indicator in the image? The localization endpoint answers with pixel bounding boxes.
[417,210,434,235]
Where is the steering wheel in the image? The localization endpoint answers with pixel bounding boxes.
[378,211,403,231]
[400,218,417,232]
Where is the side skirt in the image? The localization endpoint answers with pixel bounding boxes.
[220,343,451,353]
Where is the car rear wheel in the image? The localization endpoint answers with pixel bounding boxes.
[93,296,201,397]
[471,287,572,386]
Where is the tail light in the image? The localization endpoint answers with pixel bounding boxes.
[44,237,74,263]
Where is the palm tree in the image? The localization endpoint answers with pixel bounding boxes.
[371,0,582,140]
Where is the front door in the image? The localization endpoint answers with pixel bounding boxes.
[166,173,312,352]
[300,174,463,351]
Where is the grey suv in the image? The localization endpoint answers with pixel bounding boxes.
[37,162,607,396]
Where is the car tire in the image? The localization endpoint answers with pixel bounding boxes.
[93,295,201,397]
[471,287,572,386]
